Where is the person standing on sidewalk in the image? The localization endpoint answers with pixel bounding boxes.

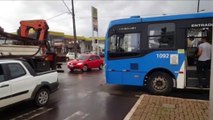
[197,37,212,88]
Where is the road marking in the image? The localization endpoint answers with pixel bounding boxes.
[10,107,53,120]
[10,107,44,120]
[25,108,53,120]
[64,111,89,120]
[81,113,89,119]
[123,95,145,120]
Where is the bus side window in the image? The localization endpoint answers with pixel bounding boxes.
[148,23,175,49]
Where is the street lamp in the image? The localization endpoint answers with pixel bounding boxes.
[197,0,200,13]
[71,0,77,59]
[197,0,205,13]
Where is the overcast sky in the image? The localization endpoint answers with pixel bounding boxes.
[0,0,212,37]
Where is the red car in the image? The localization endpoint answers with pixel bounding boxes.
[67,54,104,72]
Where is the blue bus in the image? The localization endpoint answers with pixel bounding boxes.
[105,12,213,95]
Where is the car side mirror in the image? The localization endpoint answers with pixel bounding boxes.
[88,59,92,61]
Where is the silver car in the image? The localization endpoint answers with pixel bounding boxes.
[66,52,76,60]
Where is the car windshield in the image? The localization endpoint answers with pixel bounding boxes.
[78,55,89,60]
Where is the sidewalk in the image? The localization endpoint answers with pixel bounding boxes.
[124,95,209,120]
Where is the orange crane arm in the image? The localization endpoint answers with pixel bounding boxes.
[18,19,52,59]
[19,19,49,41]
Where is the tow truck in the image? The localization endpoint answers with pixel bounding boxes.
[0,19,59,72]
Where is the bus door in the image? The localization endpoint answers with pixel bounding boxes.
[186,27,212,88]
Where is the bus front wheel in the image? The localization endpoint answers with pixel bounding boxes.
[147,71,173,95]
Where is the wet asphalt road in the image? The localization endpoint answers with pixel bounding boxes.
[0,64,209,120]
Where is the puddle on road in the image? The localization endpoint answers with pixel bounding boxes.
[66,91,93,100]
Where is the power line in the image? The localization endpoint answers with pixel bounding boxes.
[61,0,72,14]
[46,12,70,21]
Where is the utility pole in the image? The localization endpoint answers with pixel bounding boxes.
[197,0,200,13]
[71,0,77,59]
[209,19,213,120]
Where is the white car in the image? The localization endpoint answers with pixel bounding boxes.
[0,59,59,108]
[66,52,76,60]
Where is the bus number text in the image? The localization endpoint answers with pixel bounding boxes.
[156,54,169,59]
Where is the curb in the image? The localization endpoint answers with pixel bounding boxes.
[123,95,145,120]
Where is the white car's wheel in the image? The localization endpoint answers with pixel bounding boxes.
[34,88,49,107]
